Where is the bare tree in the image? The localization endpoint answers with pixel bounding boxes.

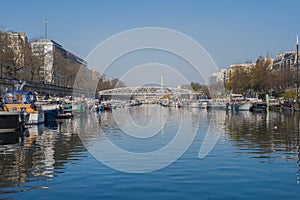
[0,32,18,79]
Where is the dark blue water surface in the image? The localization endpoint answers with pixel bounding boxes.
[1,105,300,199]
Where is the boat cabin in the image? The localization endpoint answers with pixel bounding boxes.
[230,94,245,101]
[4,91,37,104]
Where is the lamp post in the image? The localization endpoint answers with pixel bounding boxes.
[297,34,299,104]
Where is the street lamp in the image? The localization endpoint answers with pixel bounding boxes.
[297,34,299,104]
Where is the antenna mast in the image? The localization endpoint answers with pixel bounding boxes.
[44,19,48,39]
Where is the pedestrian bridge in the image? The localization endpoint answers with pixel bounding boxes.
[98,86,193,97]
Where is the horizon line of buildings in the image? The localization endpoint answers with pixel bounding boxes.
[208,50,299,87]
[0,31,101,86]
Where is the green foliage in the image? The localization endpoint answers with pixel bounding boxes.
[250,57,273,93]
[226,57,287,96]
[228,67,251,94]
[190,82,210,97]
[283,90,296,99]
[190,82,201,91]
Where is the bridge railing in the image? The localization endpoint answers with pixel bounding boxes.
[98,86,192,96]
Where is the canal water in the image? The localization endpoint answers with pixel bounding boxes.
[0,105,300,199]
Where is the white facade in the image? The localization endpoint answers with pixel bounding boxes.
[31,39,88,85]
[31,39,54,84]
[273,51,297,71]
[208,69,227,86]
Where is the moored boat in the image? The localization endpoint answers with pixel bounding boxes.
[0,111,24,133]
[235,101,252,111]
[3,90,44,125]
[40,104,59,121]
[250,102,267,112]
[199,99,211,109]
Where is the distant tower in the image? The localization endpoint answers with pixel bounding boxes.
[160,74,164,88]
[44,19,48,39]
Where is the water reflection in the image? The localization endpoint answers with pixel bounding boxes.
[2,107,300,197]
[225,112,300,158]
[0,118,86,195]
[224,111,300,184]
[0,131,23,145]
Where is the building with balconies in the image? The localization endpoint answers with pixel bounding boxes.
[30,39,87,84]
[273,51,297,71]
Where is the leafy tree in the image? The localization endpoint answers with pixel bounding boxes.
[227,66,250,94]
[250,57,273,94]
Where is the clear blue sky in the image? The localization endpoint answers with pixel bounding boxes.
[1,0,300,85]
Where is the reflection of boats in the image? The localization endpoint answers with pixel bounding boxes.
[57,112,73,119]
[26,124,44,135]
[0,111,24,133]
[0,131,22,145]
[188,100,199,108]
[3,90,44,125]
[44,120,58,130]
[207,98,229,110]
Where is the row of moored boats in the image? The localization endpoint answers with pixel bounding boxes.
[159,94,272,112]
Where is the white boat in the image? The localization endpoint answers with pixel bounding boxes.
[230,94,252,111]
[199,99,211,109]
[245,94,262,103]
[230,94,245,101]
[236,102,252,111]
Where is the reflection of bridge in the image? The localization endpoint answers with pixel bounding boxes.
[98,86,193,97]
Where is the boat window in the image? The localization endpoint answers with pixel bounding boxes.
[4,94,14,103]
[13,94,27,103]
[29,94,35,103]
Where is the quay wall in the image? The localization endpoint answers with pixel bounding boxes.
[0,78,94,97]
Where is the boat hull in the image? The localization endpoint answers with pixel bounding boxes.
[236,102,251,111]
[0,111,23,133]
[44,109,58,121]
[5,104,44,125]
[250,103,267,112]
[199,102,208,109]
